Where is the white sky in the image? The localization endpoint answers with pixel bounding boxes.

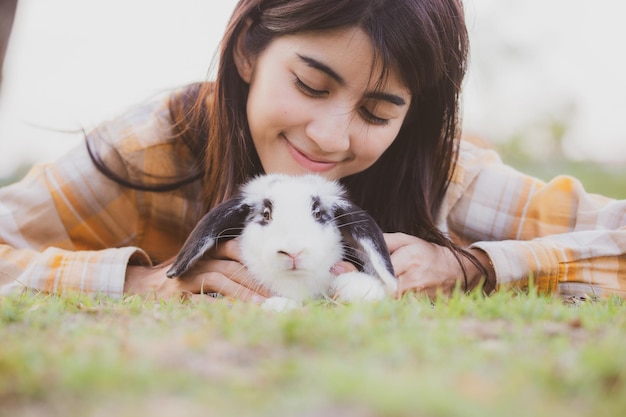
[1,0,625,177]
[463,0,626,162]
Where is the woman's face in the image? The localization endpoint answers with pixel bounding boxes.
[236,26,411,180]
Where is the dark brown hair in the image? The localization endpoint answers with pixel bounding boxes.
[91,0,485,284]
[192,0,467,225]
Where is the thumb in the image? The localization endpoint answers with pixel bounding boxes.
[384,232,419,253]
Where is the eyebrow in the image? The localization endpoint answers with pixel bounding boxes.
[364,91,406,106]
[297,53,407,107]
[297,54,345,85]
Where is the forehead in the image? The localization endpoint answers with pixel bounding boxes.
[243,175,344,207]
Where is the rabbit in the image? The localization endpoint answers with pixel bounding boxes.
[166,174,397,311]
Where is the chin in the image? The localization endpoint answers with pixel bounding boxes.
[264,166,337,180]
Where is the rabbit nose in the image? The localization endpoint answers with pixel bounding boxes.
[278,250,303,270]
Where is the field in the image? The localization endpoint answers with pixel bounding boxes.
[1,290,625,417]
[2,147,626,417]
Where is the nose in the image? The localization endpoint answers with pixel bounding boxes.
[278,249,303,270]
[305,106,352,153]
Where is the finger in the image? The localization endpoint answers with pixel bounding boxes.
[211,238,242,261]
[228,270,272,298]
[330,260,359,275]
[396,268,457,299]
[384,232,420,253]
[211,259,272,297]
[192,258,246,279]
[191,271,267,303]
[395,275,436,300]
[397,273,424,295]
[187,256,272,298]
[185,293,262,305]
[184,293,219,304]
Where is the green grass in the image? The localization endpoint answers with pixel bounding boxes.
[2,146,625,416]
[1,291,625,417]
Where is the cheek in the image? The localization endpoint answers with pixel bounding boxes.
[353,128,399,163]
[238,226,265,266]
[247,72,306,134]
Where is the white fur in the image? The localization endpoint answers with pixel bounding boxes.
[332,272,387,302]
[235,174,393,310]
[239,175,343,301]
[261,296,300,312]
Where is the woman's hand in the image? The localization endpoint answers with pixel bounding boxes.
[124,239,270,302]
[331,232,495,299]
[385,233,494,298]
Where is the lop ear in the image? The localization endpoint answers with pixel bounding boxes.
[166,197,250,278]
[334,201,397,291]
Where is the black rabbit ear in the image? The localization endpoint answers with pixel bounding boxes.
[166,197,250,278]
[334,201,397,290]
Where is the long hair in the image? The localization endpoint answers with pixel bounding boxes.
[183,0,483,282]
[192,0,467,222]
[93,0,485,283]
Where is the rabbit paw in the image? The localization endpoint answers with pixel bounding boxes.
[262,296,300,312]
[332,272,386,302]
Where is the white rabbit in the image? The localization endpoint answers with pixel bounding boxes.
[166,174,397,311]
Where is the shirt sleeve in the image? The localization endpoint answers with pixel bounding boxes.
[0,145,152,298]
[0,85,207,298]
[446,141,626,298]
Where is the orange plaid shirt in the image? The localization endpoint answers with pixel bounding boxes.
[1,84,625,298]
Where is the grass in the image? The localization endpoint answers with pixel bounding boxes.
[2,145,625,416]
[1,290,625,417]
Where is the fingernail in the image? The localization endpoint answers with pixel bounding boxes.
[331,264,346,275]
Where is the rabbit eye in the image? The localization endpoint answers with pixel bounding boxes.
[311,198,329,223]
[312,205,330,224]
[262,207,272,221]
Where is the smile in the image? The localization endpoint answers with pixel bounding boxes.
[284,138,338,173]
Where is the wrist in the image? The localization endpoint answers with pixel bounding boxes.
[465,248,496,294]
[124,265,161,296]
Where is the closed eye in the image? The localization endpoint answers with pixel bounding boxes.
[359,107,389,126]
[293,76,328,98]
[294,76,390,125]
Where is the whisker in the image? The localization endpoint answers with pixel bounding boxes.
[341,243,368,256]
[341,244,371,268]
[208,228,246,254]
[230,263,250,279]
[332,210,367,222]
[336,219,369,229]
[216,227,244,239]
[239,271,270,295]
[213,234,242,241]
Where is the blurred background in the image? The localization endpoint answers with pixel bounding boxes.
[1,0,625,197]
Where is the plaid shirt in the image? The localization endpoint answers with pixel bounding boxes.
[1,84,625,298]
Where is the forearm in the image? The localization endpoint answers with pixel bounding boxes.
[471,229,626,298]
[0,245,149,297]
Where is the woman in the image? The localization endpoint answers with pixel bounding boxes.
[1,0,624,301]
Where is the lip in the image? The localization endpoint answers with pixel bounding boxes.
[284,138,338,173]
